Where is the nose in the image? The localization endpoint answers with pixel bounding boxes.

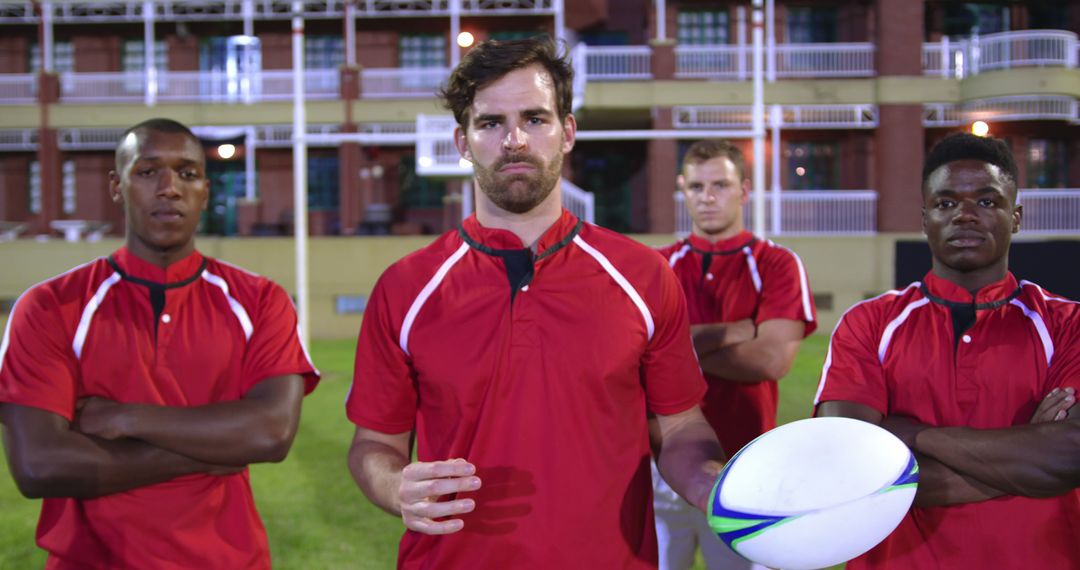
[502,125,526,151]
[156,169,181,197]
[953,200,978,223]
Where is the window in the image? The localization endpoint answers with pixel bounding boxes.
[122,40,168,93]
[677,9,729,45]
[399,34,445,68]
[30,41,74,73]
[942,3,1007,38]
[62,160,76,215]
[28,160,41,215]
[786,6,838,43]
[400,155,445,209]
[308,155,340,211]
[488,31,549,42]
[306,36,344,69]
[785,142,839,190]
[1027,139,1067,189]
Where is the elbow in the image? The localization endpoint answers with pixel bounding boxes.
[251,422,298,463]
[9,458,73,499]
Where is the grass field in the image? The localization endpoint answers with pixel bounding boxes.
[0,335,830,569]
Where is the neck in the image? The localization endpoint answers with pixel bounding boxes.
[474,186,563,249]
[931,259,1008,296]
[126,237,195,269]
[691,224,744,244]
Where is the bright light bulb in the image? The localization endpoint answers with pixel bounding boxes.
[971,121,990,137]
[457,32,475,48]
[217,143,236,159]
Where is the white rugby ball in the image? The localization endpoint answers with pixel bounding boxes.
[707,417,917,570]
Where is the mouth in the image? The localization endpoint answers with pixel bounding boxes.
[152,209,184,222]
[946,233,986,248]
[499,162,536,174]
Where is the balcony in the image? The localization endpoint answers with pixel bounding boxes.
[1018,190,1080,234]
[923,30,1078,78]
[923,96,1079,127]
[675,190,878,236]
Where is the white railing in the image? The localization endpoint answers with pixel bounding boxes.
[1017,189,1080,234]
[675,45,746,79]
[675,190,877,236]
[0,74,36,104]
[923,96,1078,126]
[674,104,877,129]
[58,72,145,103]
[570,42,587,111]
[0,128,37,150]
[561,178,595,224]
[361,67,449,98]
[583,45,652,80]
[415,114,468,176]
[53,69,340,104]
[773,43,875,78]
[259,69,339,101]
[923,30,1078,77]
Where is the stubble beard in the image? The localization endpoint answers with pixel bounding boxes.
[474,151,563,215]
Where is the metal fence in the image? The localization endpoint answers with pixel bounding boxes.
[583,45,652,81]
[675,190,878,236]
[1018,189,1080,234]
[561,178,595,224]
[360,67,449,98]
[922,30,1078,77]
[773,43,875,78]
[0,74,35,104]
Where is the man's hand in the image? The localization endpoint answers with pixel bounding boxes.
[690,319,755,356]
[399,458,481,535]
[881,415,930,450]
[72,397,131,440]
[1031,388,1076,423]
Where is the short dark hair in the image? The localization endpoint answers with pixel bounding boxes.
[682,139,746,181]
[921,132,1018,193]
[115,118,200,169]
[438,37,574,131]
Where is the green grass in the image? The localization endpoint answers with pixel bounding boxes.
[0,336,830,569]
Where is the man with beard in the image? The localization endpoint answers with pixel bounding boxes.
[346,38,725,568]
[816,133,1080,568]
[653,140,816,570]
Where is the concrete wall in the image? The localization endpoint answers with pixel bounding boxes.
[0,234,915,340]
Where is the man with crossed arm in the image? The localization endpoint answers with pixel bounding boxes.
[816,133,1079,569]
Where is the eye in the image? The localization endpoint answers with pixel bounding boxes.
[136,168,156,177]
[480,120,500,129]
[527,116,544,125]
[687,184,704,193]
[935,199,956,209]
[179,170,199,181]
[978,198,997,207]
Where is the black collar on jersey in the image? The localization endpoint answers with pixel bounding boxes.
[106,255,208,290]
[457,219,583,303]
[684,235,756,257]
[107,255,207,334]
[918,282,1022,311]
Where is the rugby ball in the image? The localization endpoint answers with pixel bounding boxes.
[707,417,918,570]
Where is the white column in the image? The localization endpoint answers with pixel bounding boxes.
[770,105,782,235]
[143,0,157,106]
[243,0,254,38]
[245,126,257,201]
[554,0,565,42]
[345,0,356,67]
[752,0,766,238]
[291,1,310,348]
[736,7,746,80]
[656,0,666,41]
[450,0,461,68]
[765,0,775,82]
[41,1,54,72]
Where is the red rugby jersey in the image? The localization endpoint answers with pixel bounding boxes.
[659,231,816,455]
[0,247,319,569]
[816,271,1080,569]
[348,210,707,569]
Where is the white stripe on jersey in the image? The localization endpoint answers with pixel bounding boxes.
[814,283,920,406]
[668,244,691,268]
[399,242,470,356]
[202,271,255,341]
[573,235,655,342]
[878,298,931,364]
[73,272,123,359]
[741,246,763,293]
[1009,298,1054,367]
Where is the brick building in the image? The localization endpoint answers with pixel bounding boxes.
[0,0,1077,240]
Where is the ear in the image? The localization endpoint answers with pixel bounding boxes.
[108,170,123,204]
[561,113,576,154]
[200,178,211,212]
[676,174,686,193]
[454,126,471,161]
[1012,203,1022,234]
[921,206,928,235]
[739,178,751,205]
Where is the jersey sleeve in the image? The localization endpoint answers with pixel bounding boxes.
[0,286,81,421]
[642,264,707,416]
[346,271,418,434]
[240,282,320,394]
[814,303,889,416]
[1045,299,1080,394]
[756,247,817,336]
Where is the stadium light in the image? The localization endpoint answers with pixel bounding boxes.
[217,143,236,159]
[971,121,990,137]
[457,32,475,48]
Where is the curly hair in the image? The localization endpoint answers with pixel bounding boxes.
[922,133,1018,194]
[438,37,574,131]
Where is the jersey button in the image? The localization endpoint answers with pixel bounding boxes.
[161,314,171,324]
[706,273,714,281]
[962,334,971,344]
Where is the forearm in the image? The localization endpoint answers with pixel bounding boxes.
[348,438,410,516]
[3,429,219,499]
[916,420,1080,498]
[698,337,799,382]
[691,320,755,355]
[656,415,725,511]
[910,453,1005,508]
